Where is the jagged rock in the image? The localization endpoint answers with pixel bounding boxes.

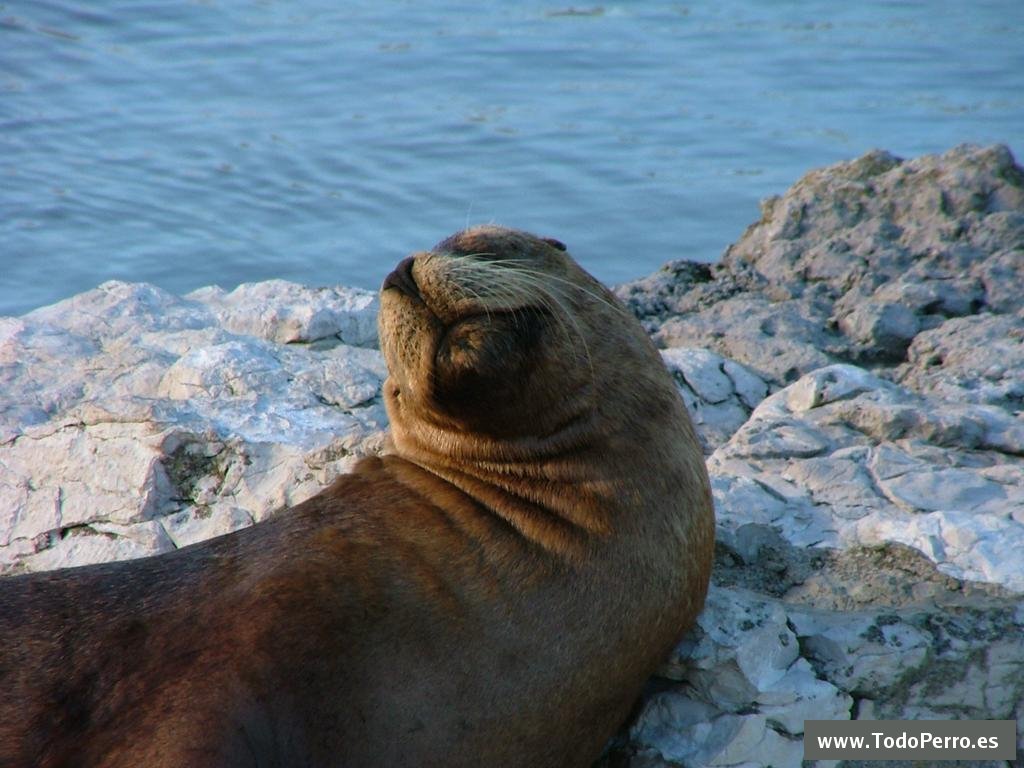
[652,293,838,387]
[616,573,1024,767]
[838,300,920,360]
[709,364,1024,591]
[630,695,805,768]
[896,312,1024,410]
[660,348,769,452]
[661,588,854,728]
[0,281,388,574]
[25,519,177,573]
[616,261,716,322]
[187,279,379,346]
[722,145,1024,316]
[605,145,1024,767]
[791,598,1024,722]
[618,144,1024,393]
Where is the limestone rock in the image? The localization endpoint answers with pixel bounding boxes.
[188,279,379,346]
[630,696,804,768]
[896,312,1024,410]
[0,281,387,573]
[617,144,1024,392]
[709,364,1024,592]
[660,348,768,452]
[605,145,1024,766]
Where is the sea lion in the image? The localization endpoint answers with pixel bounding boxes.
[0,226,714,768]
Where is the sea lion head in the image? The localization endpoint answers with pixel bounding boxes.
[378,225,685,466]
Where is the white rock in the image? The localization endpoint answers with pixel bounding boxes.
[659,587,852,748]
[620,145,1024,764]
[662,348,737,404]
[631,698,804,768]
[838,300,920,356]
[875,467,1006,514]
[757,658,852,735]
[709,363,1024,591]
[0,423,175,549]
[788,609,931,694]
[722,359,770,411]
[784,364,883,413]
[159,506,255,550]
[0,281,387,573]
[188,280,379,346]
[19,520,176,573]
[660,348,769,452]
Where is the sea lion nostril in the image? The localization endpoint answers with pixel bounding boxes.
[383,256,420,297]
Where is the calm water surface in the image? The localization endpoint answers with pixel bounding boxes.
[3,1,1023,316]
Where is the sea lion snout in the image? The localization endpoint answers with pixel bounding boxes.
[381,255,420,298]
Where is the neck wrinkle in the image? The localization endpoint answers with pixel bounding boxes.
[408,408,604,469]
[393,433,620,555]
[420,460,611,564]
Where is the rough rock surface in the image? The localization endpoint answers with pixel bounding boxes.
[619,143,1024,406]
[3,144,1023,767]
[1,280,387,572]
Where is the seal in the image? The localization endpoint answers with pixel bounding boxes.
[0,226,714,768]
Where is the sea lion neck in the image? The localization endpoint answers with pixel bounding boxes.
[379,427,620,561]
[381,384,688,560]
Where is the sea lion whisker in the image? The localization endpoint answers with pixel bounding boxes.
[440,258,581,351]
[498,262,626,318]
[445,268,496,324]
[475,267,596,377]
[441,263,533,327]
[440,255,600,379]
[490,260,629,318]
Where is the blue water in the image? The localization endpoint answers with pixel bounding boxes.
[3,1,1023,316]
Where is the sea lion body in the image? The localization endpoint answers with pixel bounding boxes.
[0,227,714,767]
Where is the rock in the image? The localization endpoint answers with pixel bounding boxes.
[0,281,387,574]
[604,144,1024,766]
[615,261,716,323]
[660,348,768,452]
[896,313,1024,411]
[652,293,838,387]
[612,556,1024,767]
[0,422,176,545]
[790,598,1024,722]
[837,300,920,361]
[722,145,1024,313]
[708,364,1024,591]
[660,588,853,727]
[24,519,177,573]
[188,279,379,346]
[159,505,255,549]
[617,143,1024,392]
[630,696,805,768]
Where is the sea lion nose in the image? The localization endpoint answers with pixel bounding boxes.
[382,256,420,298]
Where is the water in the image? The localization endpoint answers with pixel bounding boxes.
[3,1,1023,317]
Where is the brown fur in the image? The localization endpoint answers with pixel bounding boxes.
[0,226,714,767]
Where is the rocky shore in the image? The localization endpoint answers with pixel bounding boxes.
[3,144,1022,767]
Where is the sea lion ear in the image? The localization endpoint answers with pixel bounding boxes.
[540,237,566,251]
